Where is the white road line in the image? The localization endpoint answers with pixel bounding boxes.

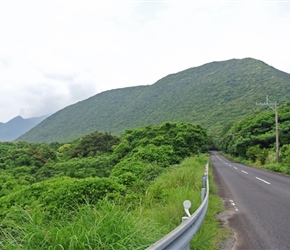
[241,170,248,174]
[255,177,271,185]
[234,167,238,170]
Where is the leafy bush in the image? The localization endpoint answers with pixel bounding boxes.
[0,177,124,219]
[262,163,281,172]
[111,159,147,178]
[110,159,156,197]
[0,122,212,249]
[69,131,120,158]
[123,122,209,161]
[246,145,268,165]
[131,144,175,166]
[35,156,115,181]
[280,144,290,163]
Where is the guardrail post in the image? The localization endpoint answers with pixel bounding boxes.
[181,201,191,250]
[201,187,206,201]
[181,216,190,250]
[202,174,207,187]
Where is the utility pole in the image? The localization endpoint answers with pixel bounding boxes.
[256,95,279,163]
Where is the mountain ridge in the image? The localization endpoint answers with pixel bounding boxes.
[18,58,290,142]
[0,115,49,141]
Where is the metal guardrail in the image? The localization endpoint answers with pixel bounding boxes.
[146,163,209,250]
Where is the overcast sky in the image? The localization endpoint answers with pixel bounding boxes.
[1,1,290,123]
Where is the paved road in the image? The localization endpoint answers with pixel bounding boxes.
[210,151,290,250]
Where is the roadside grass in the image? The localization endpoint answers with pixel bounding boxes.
[142,155,229,250]
[189,162,231,249]
[142,157,206,230]
[0,155,227,249]
[0,200,163,250]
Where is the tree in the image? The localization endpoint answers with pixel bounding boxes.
[69,131,120,158]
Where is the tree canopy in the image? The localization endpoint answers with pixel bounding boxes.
[0,122,209,221]
[220,103,290,169]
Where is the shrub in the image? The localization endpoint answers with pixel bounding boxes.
[0,177,124,219]
[69,131,120,158]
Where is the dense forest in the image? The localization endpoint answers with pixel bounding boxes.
[18,58,290,143]
[0,122,217,249]
[220,102,290,174]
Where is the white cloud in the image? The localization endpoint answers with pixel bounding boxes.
[0,1,290,122]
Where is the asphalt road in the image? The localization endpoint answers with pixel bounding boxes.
[210,151,290,250]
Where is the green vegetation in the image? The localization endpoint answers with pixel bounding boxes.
[3,57,290,248]
[0,122,225,249]
[18,58,290,143]
[190,161,230,249]
[220,103,290,174]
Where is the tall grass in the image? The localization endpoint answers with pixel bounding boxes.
[142,155,228,249]
[142,156,206,230]
[0,155,227,249]
[0,200,164,250]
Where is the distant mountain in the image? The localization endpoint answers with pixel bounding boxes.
[0,115,49,141]
[18,58,290,143]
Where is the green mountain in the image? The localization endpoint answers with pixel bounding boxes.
[18,58,290,143]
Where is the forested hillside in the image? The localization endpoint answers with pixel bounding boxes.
[18,58,290,142]
[0,122,219,249]
[220,103,290,174]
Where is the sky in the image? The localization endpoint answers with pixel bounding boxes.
[1,0,290,123]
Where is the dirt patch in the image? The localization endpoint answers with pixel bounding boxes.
[217,210,237,250]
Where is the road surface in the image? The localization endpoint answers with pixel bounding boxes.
[211,151,290,250]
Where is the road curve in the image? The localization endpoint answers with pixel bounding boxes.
[211,151,290,250]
